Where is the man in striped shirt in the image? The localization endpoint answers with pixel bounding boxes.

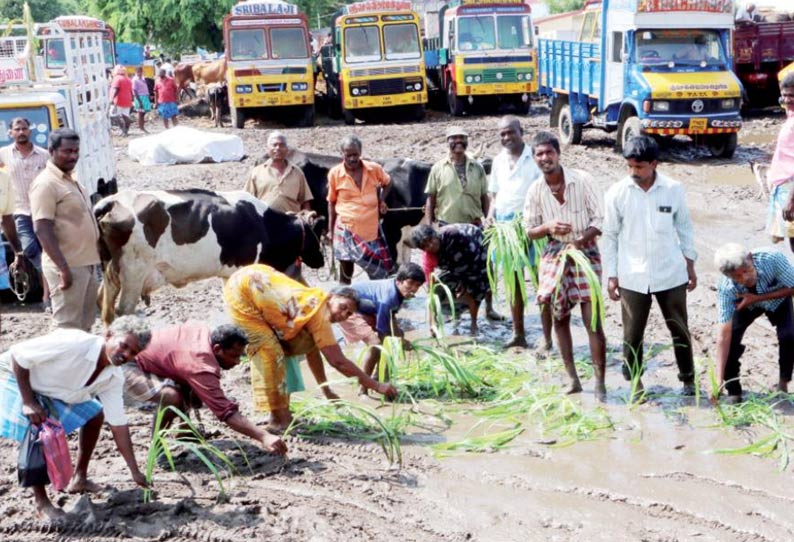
[713,244,794,403]
[602,136,697,397]
[524,131,606,399]
[0,117,50,304]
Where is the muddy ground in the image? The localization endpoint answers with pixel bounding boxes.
[1,104,794,541]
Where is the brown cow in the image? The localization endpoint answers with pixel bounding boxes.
[192,58,227,86]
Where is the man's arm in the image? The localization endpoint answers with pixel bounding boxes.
[224,413,287,454]
[674,186,698,290]
[736,286,794,310]
[601,189,621,300]
[486,193,497,221]
[328,201,337,238]
[11,358,46,424]
[424,194,436,224]
[109,425,148,488]
[1,214,23,257]
[714,321,732,395]
[34,218,72,289]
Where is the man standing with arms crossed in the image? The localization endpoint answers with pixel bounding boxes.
[486,116,550,349]
[30,129,100,331]
[0,117,50,306]
[602,136,697,396]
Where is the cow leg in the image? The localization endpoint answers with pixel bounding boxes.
[117,271,146,316]
[100,275,121,325]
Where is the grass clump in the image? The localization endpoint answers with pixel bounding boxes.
[432,426,524,455]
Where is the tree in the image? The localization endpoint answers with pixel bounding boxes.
[546,0,586,14]
[0,0,72,22]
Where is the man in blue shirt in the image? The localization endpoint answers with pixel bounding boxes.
[338,262,425,396]
[714,243,794,403]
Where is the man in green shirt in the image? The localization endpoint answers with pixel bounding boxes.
[424,126,489,226]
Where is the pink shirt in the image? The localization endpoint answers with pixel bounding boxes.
[135,324,239,421]
[769,113,794,187]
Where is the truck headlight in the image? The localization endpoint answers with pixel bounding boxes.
[652,100,670,112]
[414,82,422,91]
[235,85,252,94]
[474,75,481,82]
[496,72,503,80]
[291,82,308,91]
[352,87,360,96]
[720,99,736,109]
[465,75,473,83]
[517,73,524,80]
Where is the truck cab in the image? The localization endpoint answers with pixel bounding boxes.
[223,0,315,128]
[0,20,117,201]
[538,0,743,158]
[321,0,427,124]
[424,0,536,116]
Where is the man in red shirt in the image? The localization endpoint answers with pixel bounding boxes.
[109,66,134,135]
[123,322,286,454]
[153,68,180,129]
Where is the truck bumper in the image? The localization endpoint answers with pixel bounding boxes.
[459,82,536,96]
[230,91,313,108]
[345,92,426,110]
[641,116,742,135]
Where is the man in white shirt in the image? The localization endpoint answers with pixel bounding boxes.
[602,136,697,397]
[735,3,758,22]
[0,316,151,519]
[486,116,550,349]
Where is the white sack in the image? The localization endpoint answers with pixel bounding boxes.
[128,126,244,166]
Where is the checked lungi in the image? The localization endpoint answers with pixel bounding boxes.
[0,371,102,442]
[537,239,601,320]
[333,222,393,279]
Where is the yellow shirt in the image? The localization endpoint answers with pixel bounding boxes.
[243,159,313,214]
[223,264,336,347]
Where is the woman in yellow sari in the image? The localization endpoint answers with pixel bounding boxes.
[223,264,398,430]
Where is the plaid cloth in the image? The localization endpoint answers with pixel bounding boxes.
[766,179,794,241]
[333,222,393,279]
[537,239,602,320]
[0,371,102,442]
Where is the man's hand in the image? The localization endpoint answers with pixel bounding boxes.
[22,401,46,425]
[261,432,288,455]
[9,253,26,274]
[131,470,149,489]
[482,216,495,229]
[687,262,697,292]
[379,201,388,215]
[607,277,620,301]
[735,292,759,311]
[545,220,572,236]
[375,382,398,400]
[58,266,73,290]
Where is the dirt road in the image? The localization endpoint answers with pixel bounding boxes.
[1,107,793,542]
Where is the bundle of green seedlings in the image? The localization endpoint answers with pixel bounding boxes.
[485,216,545,303]
[425,276,456,340]
[144,405,241,503]
[551,246,605,331]
[284,396,404,466]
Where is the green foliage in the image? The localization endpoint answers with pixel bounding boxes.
[0,0,73,22]
[546,0,587,15]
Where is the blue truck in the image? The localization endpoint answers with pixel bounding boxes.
[537,0,743,158]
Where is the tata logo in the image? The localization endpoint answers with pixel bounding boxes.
[691,99,704,113]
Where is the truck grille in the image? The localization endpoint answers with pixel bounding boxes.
[482,68,518,83]
[368,77,406,96]
[350,65,421,78]
[668,99,724,114]
[257,83,284,92]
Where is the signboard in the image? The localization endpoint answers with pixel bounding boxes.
[345,1,413,14]
[0,58,27,84]
[54,16,106,31]
[635,0,732,13]
[231,1,299,16]
[452,0,526,5]
[230,18,301,26]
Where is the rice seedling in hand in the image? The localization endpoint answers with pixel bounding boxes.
[485,216,534,305]
[426,276,456,340]
[144,405,238,503]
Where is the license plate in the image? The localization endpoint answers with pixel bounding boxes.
[382,96,393,104]
[689,118,707,132]
[267,97,280,105]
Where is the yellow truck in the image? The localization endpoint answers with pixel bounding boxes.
[320,0,428,124]
[223,0,315,128]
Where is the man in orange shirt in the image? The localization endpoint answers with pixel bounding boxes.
[327,135,393,284]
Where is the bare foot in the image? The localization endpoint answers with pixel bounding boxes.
[595,384,607,403]
[777,380,789,393]
[65,477,103,494]
[265,421,291,434]
[485,309,505,321]
[566,380,583,394]
[36,503,66,521]
[504,335,528,349]
[469,323,479,336]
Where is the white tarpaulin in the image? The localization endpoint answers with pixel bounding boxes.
[128,126,245,166]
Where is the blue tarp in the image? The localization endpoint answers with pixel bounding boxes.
[116,43,144,67]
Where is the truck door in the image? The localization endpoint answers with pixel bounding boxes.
[605,30,624,106]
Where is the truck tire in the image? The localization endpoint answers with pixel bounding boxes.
[297,105,315,127]
[617,115,642,152]
[447,83,465,117]
[343,107,355,125]
[707,133,738,159]
[558,104,582,146]
[412,104,426,122]
[231,106,245,129]
[514,96,530,115]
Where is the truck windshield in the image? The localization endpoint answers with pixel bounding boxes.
[0,107,51,147]
[458,16,496,51]
[270,27,308,59]
[45,39,66,68]
[344,26,381,62]
[230,29,268,60]
[384,23,420,60]
[496,15,531,49]
[103,39,114,66]
[636,29,726,67]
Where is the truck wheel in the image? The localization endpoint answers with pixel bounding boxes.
[412,104,426,122]
[231,106,245,129]
[514,96,530,115]
[617,115,642,152]
[297,105,315,127]
[447,83,465,116]
[707,133,738,159]
[343,107,355,125]
[558,104,582,145]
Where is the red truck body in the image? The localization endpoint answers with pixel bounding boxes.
[733,19,794,107]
